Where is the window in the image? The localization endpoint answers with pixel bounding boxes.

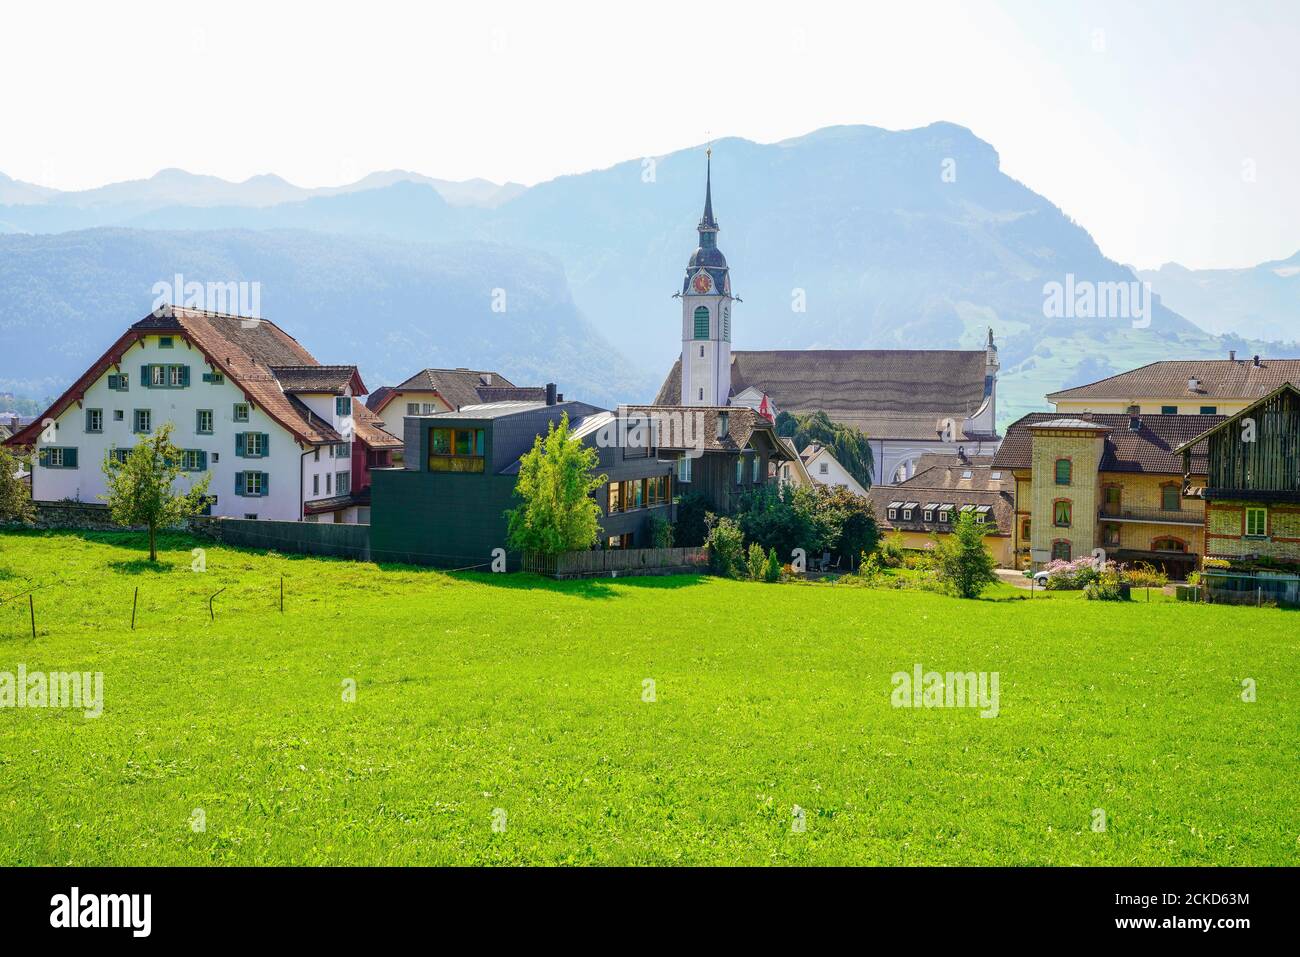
[407,403,420,415]
[336,471,351,495]
[133,409,151,434]
[159,336,174,348]
[1051,540,1071,561]
[752,454,760,482]
[196,409,214,434]
[1054,458,1071,485]
[110,448,129,464]
[924,510,934,522]
[85,409,103,433]
[1199,406,1217,415]
[722,308,730,341]
[819,462,829,475]
[333,442,351,459]
[234,403,250,422]
[693,306,710,339]
[698,388,704,401]
[962,469,973,479]
[887,508,898,520]
[244,513,258,520]
[181,450,206,471]
[1246,507,1268,537]
[238,471,267,496]
[40,447,78,469]
[428,427,485,472]
[202,371,224,384]
[939,509,950,523]
[677,455,692,482]
[239,432,267,458]
[990,471,1002,480]
[699,346,704,358]
[143,363,188,388]
[312,474,320,496]
[1102,485,1121,515]
[336,396,350,416]
[1152,537,1186,552]
[212,452,219,463]
[1020,517,1030,539]
[1160,484,1181,511]
[902,508,913,521]
[326,472,332,493]
[107,372,129,391]
[1161,405,1177,415]
[1103,523,1120,547]
[1053,500,1072,527]
[113,410,124,421]
[607,482,622,514]
[735,457,743,485]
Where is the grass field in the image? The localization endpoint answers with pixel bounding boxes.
[1,529,1296,866]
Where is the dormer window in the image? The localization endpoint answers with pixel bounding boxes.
[717,412,729,439]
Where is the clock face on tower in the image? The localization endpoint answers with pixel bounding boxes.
[692,272,713,294]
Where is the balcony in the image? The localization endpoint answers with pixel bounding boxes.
[1098,506,1202,527]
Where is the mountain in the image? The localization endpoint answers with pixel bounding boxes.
[1,123,1294,426]
[1139,252,1300,343]
[0,172,57,205]
[0,229,649,409]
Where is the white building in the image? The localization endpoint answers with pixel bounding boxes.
[799,443,869,497]
[5,307,399,523]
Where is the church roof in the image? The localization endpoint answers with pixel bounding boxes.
[653,349,994,441]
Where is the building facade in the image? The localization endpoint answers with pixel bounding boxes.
[5,308,398,523]
[993,412,1221,577]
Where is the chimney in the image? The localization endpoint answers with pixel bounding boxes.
[1129,415,1142,432]
[957,445,967,462]
[1229,350,1236,361]
[1187,377,1200,392]
[1253,354,1262,368]
[556,392,563,402]
[545,383,557,406]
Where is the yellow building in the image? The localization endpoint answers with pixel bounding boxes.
[1048,356,1300,418]
[992,412,1220,578]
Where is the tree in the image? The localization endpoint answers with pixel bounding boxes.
[812,485,879,569]
[672,490,712,547]
[735,483,822,562]
[102,423,212,562]
[776,409,874,488]
[505,413,607,557]
[704,515,745,577]
[931,511,998,599]
[0,446,36,526]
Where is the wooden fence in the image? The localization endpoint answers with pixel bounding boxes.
[523,546,708,579]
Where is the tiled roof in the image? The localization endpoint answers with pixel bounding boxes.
[350,398,402,449]
[867,484,1013,537]
[992,413,1224,475]
[270,365,365,395]
[654,350,994,441]
[1048,359,1300,401]
[900,457,1011,494]
[385,368,526,412]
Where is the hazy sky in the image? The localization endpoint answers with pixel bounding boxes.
[2,0,1296,269]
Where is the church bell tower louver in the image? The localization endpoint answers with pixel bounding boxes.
[678,147,733,406]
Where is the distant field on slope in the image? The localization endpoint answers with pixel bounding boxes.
[0,530,1296,865]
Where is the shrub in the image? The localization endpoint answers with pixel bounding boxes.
[1042,556,1103,590]
[506,413,606,557]
[705,516,745,578]
[649,515,674,549]
[877,532,906,568]
[746,542,768,581]
[903,549,936,572]
[856,551,884,584]
[1123,562,1168,590]
[764,547,782,583]
[811,485,880,569]
[931,511,998,599]
[736,484,821,562]
[1083,568,1129,601]
[0,446,35,527]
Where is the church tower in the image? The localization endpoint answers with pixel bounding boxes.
[678,148,733,406]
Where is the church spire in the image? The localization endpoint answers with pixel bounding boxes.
[699,145,718,233]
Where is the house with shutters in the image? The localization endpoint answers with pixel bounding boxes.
[366,368,548,419]
[3,307,399,524]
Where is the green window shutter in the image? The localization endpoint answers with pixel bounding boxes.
[235,472,244,496]
[198,450,207,471]
[693,306,710,339]
[64,448,78,469]
[180,365,191,387]
[235,433,246,457]
[261,433,270,457]
[260,472,269,496]
[141,364,151,389]
[37,448,49,466]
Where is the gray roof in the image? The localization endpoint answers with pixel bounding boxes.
[1048,359,1300,401]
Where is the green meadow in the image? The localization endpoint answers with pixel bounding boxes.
[0,529,1295,866]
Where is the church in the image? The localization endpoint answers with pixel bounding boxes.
[653,152,1003,486]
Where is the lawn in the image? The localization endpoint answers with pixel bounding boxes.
[0,529,1296,866]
